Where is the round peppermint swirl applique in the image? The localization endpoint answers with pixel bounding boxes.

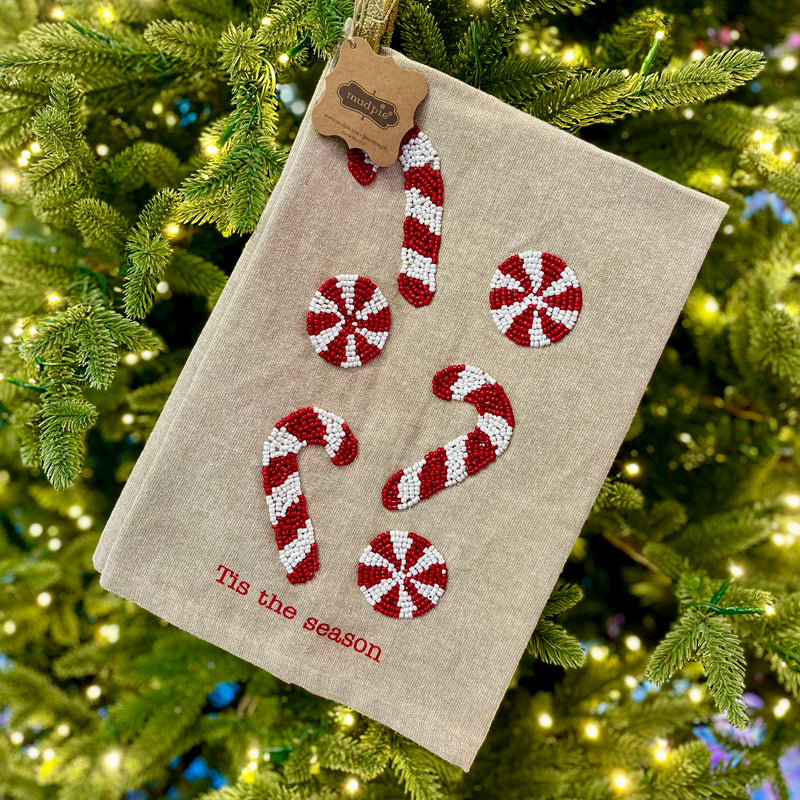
[307,274,391,368]
[489,251,582,347]
[358,531,448,619]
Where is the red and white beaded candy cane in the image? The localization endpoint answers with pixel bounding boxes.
[358,531,448,619]
[382,365,514,510]
[490,250,582,347]
[262,407,358,584]
[347,125,443,308]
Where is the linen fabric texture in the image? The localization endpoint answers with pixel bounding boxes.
[94,47,727,770]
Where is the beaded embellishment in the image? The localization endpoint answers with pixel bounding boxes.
[358,531,448,619]
[382,365,514,510]
[347,148,377,185]
[347,125,443,308]
[307,275,391,368]
[262,407,358,584]
[489,251,582,347]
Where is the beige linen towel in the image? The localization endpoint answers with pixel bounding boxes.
[94,47,727,769]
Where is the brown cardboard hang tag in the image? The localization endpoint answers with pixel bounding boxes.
[311,36,429,167]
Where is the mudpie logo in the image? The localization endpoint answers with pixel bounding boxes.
[337,81,399,129]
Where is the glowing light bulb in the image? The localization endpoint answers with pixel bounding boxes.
[30,141,41,153]
[165,113,178,126]
[584,722,600,740]
[683,108,694,119]
[29,523,43,537]
[772,533,786,546]
[624,675,637,688]
[343,712,356,726]
[3,170,19,185]
[730,564,744,578]
[704,297,719,313]
[27,746,40,759]
[204,143,219,156]
[76,515,93,530]
[723,224,734,234]
[100,7,114,21]
[688,686,703,703]
[780,54,798,72]
[654,745,668,763]
[42,748,55,762]
[3,620,16,634]
[765,604,775,616]
[104,749,121,768]
[48,538,62,552]
[761,140,774,152]
[788,521,800,535]
[711,174,723,185]
[247,760,258,770]
[156,281,170,294]
[625,635,641,651]
[99,624,120,643]
[781,150,794,162]
[654,30,665,40]
[67,505,83,518]
[623,462,640,477]
[590,645,608,661]
[96,143,109,156]
[537,712,553,728]
[56,724,70,737]
[141,350,155,360]
[10,731,24,744]
[690,48,704,60]
[247,748,260,759]
[262,16,272,24]
[278,53,290,65]
[47,293,61,305]
[345,777,360,794]
[86,684,102,700]
[51,7,64,19]
[753,130,764,142]
[122,413,134,425]
[612,772,629,791]
[122,353,139,365]
[37,592,52,608]
[152,101,164,115]
[784,494,800,509]
[563,49,575,62]
[775,697,791,718]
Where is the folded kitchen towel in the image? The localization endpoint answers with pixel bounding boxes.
[94,43,728,770]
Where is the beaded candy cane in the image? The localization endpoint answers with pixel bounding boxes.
[347,125,443,308]
[381,365,514,510]
[263,407,358,583]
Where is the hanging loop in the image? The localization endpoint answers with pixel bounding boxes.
[349,0,399,51]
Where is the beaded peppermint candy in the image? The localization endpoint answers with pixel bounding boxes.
[358,531,448,619]
[347,125,443,308]
[382,365,514,510]
[262,407,358,583]
[307,275,391,368]
[489,251,582,347]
